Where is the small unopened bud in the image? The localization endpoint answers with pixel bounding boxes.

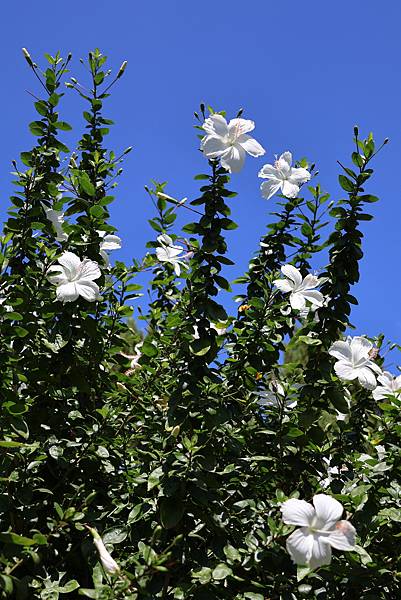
[117,60,128,79]
[22,48,33,66]
[171,425,180,437]
[85,526,120,575]
[116,382,129,392]
[383,137,389,145]
[123,146,133,154]
[353,125,359,138]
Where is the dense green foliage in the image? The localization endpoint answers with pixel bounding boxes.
[1,50,400,599]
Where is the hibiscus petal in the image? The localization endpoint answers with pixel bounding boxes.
[228,118,255,137]
[350,336,373,360]
[290,292,306,310]
[57,281,79,303]
[201,135,228,158]
[100,250,109,267]
[258,164,280,179]
[372,386,386,402]
[313,494,344,530]
[220,145,246,173]
[47,265,68,286]
[289,167,311,185]
[79,259,101,281]
[377,371,393,387]
[334,361,359,381]
[281,498,315,527]
[309,535,332,569]
[260,179,282,199]
[58,252,81,279]
[367,360,382,375]
[300,274,320,290]
[157,233,173,246]
[76,280,100,302]
[99,234,122,250]
[156,247,169,262]
[328,341,352,362]
[202,114,228,137]
[286,528,314,565]
[237,134,265,157]
[282,180,300,198]
[301,290,324,307]
[273,279,293,293]
[275,152,292,176]
[326,521,356,551]
[55,229,68,242]
[280,151,292,167]
[357,367,377,390]
[281,264,303,287]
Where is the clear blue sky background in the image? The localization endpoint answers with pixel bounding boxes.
[1,1,400,347]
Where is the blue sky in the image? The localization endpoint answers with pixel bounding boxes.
[1,0,400,349]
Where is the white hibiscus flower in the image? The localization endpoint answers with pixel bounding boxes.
[258,151,311,199]
[97,230,122,266]
[48,252,101,303]
[201,114,265,173]
[86,526,120,575]
[42,203,68,242]
[156,234,191,276]
[281,494,356,569]
[121,342,143,369]
[273,264,324,311]
[372,370,401,401]
[328,336,381,390]
[257,380,298,410]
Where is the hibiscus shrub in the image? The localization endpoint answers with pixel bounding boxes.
[0,49,400,600]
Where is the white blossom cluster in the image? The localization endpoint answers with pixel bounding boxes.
[43,201,122,304]
[200,113,310,200]
[39,113,399,576]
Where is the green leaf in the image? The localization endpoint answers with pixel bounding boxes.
[29,121,46,136]
[58,580,80,593]
[14,326,29,337]
[3,311,23,321]
[102,526,128,544]
[54,121,72,131]
[190,337,212,356]
[141,340,158,357]
[79,173,96,196]
[89,205,104,218]
[159,497,184,529]
[223,544,241,562]
[125,283,142,292]
[297,335,322,346]
[0,440,31,448]
[34,101,48,116]
[148,466,163,491]
[212,563,232,580]
[0,532,36,546]
[338,174,354,192]
[49,93,60,107]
